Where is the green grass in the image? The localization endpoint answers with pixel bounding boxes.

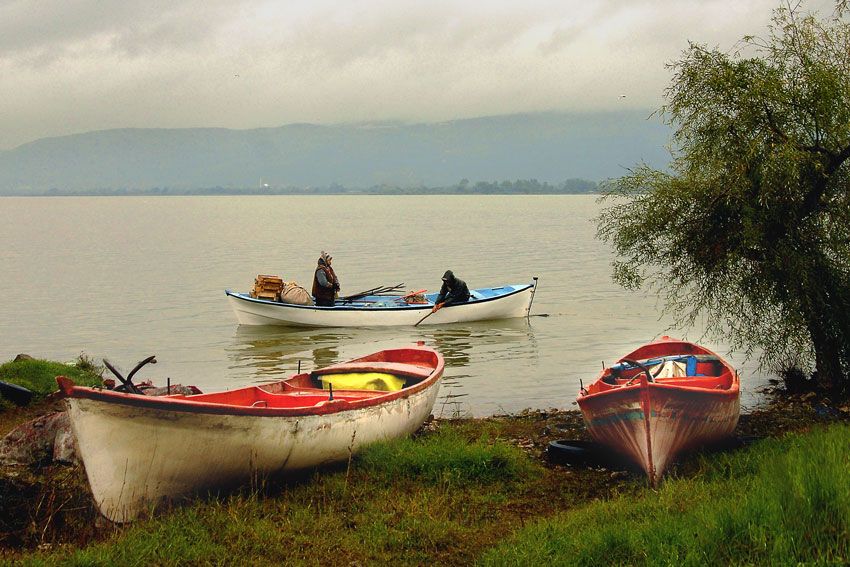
[6,419,848,566]
[0,355,103,398]
[10,426,542,566]
[478,424,850,566]
[358,427,536,486]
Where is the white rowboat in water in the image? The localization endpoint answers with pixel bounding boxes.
[225,281,537,327]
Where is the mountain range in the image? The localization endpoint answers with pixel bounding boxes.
[0,111,672,195]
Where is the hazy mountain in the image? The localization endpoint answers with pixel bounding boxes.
[0,111,671,194]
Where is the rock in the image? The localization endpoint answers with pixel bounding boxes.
[52,416,78,464]
[0,412,76,466]
[13,354,34,362]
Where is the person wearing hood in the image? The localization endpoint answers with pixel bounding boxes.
[312,251,341,307]
[432,270,470,313]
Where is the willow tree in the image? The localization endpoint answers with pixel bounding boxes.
[598,2,850,396]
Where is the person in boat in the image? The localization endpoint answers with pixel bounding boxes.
[431,270,470,312]
[312,251,340,307]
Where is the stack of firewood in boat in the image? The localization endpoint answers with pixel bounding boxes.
[251,275,285,300]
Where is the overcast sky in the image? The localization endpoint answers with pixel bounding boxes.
[0,0,837,150]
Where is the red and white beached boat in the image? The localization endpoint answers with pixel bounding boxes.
[58,345,444,522]
[576,336,740,485]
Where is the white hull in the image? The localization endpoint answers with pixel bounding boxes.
[61,346,444,522]
[226,283,535,327]
[68,384,439,522]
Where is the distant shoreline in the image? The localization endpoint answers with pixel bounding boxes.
[1,189,602,197]
[0,178,601,197]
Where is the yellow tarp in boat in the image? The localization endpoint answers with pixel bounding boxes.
[320,372,406,392]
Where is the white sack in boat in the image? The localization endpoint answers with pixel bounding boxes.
[281,282,313,305]
[651,360,687,378]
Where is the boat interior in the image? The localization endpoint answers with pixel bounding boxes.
[165,359,437,409]
[587,354,735,394]
[237,284,526,308]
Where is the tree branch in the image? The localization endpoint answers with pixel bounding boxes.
[827,143,850,175]
[763,102,835,157]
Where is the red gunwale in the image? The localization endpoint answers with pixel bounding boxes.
[56,346,444,418]
[576,336,741,485]
[578,336,739,402]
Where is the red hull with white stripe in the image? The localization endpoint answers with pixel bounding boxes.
[576,337,740,484]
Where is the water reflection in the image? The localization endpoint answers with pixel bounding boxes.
[226,318,540,415]
[427,327,473,367]
[417,318,539,368]
[227,326,354,382]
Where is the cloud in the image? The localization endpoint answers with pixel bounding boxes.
[0,0,839,149]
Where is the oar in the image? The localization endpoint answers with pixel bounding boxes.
[414,304,440,326]
[371,283,406,296]
[340,286,383,301]
[396,288,427,303]
[340,283,405,302]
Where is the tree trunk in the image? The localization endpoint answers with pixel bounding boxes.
[803,254,850,397]
[813,337,841,393]
[807,311,845,394]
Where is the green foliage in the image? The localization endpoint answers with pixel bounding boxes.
[0,356,103,398]
[479,424,850,566]
[598,2,850,393]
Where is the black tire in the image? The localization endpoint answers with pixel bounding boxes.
[0,380,34,406]
[707,435,764,452]
[547,439,635,470]
[547,440,601,466]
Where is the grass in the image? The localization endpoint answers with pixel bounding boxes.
[358,427,536,486]
[2,405,848,565]
[478,423,850,566]
[0,355,103,398]
[6,425,552,566]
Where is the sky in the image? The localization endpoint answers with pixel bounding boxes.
[0,0,838,150]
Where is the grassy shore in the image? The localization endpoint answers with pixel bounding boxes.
[1,362,848,565]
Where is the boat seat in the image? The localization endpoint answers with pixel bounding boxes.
[657,377,729,389]
[313,361,433,380]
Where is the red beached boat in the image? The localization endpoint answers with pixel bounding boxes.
[576,336,740,485]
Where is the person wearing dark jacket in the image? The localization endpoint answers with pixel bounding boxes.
[432,270,470,313]
[312,251,340,307]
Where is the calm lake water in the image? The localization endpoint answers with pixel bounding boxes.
[0,195,770,416]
